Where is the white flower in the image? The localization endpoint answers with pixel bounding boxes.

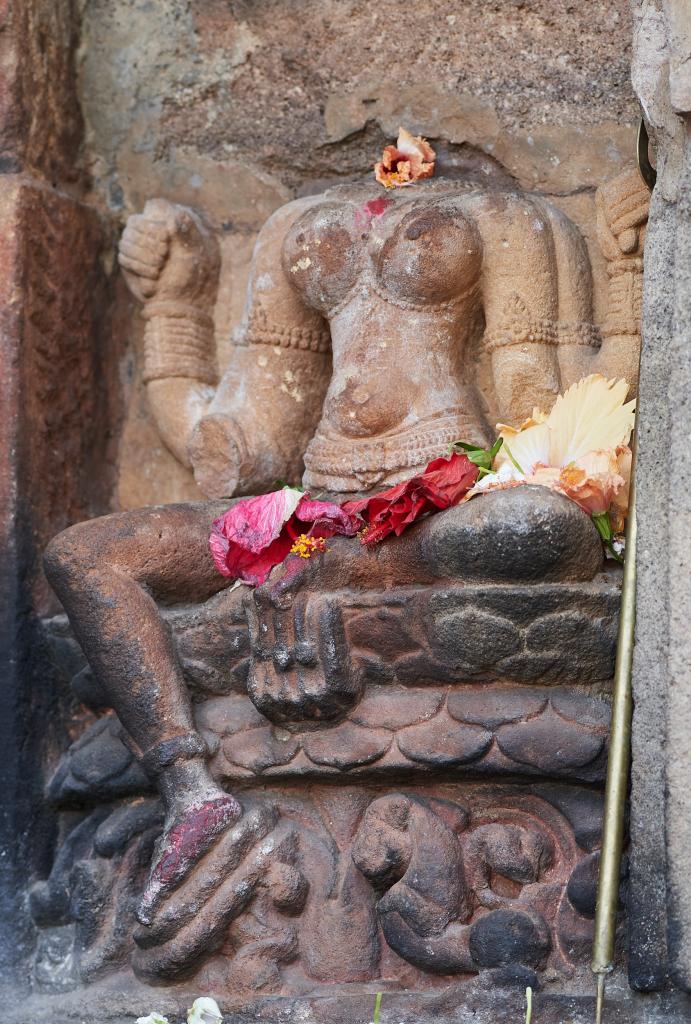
[187,997,223,1024]
[136,1014,170,1024]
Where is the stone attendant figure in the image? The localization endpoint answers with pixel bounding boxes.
[44,166,648,924]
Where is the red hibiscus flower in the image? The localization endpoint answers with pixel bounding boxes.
[342,453,479,545]
[209,487,359,586]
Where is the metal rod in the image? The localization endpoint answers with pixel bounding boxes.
[590,426,638,1016]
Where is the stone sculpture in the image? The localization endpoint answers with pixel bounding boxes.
[38,163,648,1000]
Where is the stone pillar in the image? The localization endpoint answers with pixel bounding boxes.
[0,0,121,977]
[630,0,691,993]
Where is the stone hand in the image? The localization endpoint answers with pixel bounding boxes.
[245,592,362,724]
[118,198,221,310]
[596,168,650,260]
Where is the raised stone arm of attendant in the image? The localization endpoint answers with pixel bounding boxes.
[474,193,587,425]
[118,196,332,498]
[556,167,649,396]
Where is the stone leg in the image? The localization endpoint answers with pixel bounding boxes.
[44,501,241,923]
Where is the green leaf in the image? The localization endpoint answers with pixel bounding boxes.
[373,992,383,1024]
[449,437,504,473]
[592,511,624,563]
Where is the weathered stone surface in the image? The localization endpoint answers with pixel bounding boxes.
[497,707,605,774]
[629,0,691,994]
[397,713,493,768]
[423,488,604,584]
[0,0,84,181]
[469,909,551,969]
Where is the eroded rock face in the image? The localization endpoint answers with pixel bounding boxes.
[36,512,620,993]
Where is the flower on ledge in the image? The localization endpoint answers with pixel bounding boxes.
[210,487,359,586]
[375,126,436,188]
[463,375,635,557]
[342,452,478,544]
[187,997,223,1024]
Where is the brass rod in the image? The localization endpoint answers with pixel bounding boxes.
[591,425,638,1010]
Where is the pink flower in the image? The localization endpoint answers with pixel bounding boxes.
[209,488,359,586]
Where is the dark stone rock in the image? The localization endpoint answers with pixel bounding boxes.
[525,611,616,681]
[429,607,521,671]
[93,800,164,858]
[447,688,546,729]
[469,909,551,968]
[421,486,603,583]
[47,717,151,806]
[535,786,604,851]
[398,714,492,767]
[497,707,605,773]
[303,722,391,770]
[567,851,600,918]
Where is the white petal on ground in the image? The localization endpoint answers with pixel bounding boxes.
[187,997,223,1024]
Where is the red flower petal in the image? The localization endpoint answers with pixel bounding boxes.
[294,496,360,538]
[343,454,478,545]
[215,487,304,555]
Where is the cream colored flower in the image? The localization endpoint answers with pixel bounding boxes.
[187,998,223,1024]
[136,1014,170,1024]
[474,375,635,530]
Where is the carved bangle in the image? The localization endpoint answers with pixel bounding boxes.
[143,314,218,385]
[140,732,209,777]
[248,311,330,354]
[484,320,558,352]
[558,322,601,348]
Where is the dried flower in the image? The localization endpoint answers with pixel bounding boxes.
[464,375,635,557]
[375,127,435,188]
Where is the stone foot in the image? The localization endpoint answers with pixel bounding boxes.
[137,794,241,925]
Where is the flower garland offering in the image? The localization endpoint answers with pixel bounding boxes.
[375,126,436,188]
[208,375,634,584]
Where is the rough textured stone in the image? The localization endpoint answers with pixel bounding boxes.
[0,0,84,181]
[629,0,691,994]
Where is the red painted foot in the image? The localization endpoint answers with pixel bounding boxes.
[137,794,241,925]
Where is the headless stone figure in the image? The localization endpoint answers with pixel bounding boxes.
[44,169,648,924]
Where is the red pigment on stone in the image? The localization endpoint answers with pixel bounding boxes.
[354,196,392,231]
[152,796,239,885]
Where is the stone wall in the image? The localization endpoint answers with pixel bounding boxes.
[73,0,640,507]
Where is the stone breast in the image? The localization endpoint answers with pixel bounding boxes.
[282,194,483,316]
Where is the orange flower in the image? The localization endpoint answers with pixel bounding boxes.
[375,127,435,189]
[553,450,626,517]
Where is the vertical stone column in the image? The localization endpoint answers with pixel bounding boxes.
[630,0,691,994]
[0,0,121,976]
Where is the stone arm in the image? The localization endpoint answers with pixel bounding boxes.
[473,194,564,424]
[562,168,648,398]
[119,197,332,497]
[593,170,647,395]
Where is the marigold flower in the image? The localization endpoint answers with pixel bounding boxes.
[375,127,436,189]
